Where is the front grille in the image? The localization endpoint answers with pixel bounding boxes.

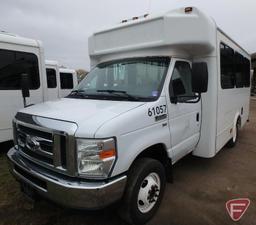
[16,124,67,170]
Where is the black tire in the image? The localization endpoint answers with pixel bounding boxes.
[226,122,239,148]
[119,158,166,225]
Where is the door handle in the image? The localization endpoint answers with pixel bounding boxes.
[196,112,200,122]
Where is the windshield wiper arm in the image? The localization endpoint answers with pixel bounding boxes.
[97,89,140,101]
[67,89,87,98]
[70,89,86,94]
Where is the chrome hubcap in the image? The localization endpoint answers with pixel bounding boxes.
[137,172,161,213]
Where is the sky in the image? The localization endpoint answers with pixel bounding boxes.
[0,0,255,71]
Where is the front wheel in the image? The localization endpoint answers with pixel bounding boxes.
[119,158,166,225]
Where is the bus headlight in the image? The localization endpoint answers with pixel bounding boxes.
[76,138,116,179]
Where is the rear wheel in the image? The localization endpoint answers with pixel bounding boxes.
[119,158,166,225]
[226,120,239,148]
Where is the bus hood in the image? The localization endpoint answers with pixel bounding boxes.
[18,98,145,138]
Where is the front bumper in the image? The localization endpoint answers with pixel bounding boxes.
[7,147,127,209]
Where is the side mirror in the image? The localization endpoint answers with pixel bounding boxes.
[192,62,208,93]
[21,73,30,98]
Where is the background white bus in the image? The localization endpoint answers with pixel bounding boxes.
[45,61,78,99]
[0,31,46,144]
[59,68,78,98]
[45,60,60,100]
[0,33,78,144]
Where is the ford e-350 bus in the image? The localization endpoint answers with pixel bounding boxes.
[8,7,251,225]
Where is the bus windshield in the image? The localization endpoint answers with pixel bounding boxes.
[68,57,170,102]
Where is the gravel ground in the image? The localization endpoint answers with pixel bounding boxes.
[0,100,256,225]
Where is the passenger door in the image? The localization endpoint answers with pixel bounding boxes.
[167,59,201,162]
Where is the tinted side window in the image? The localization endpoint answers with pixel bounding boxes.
[243,57,250,87]
[220,43,235,89]
[0,49,40,90]
[220,43,251,89]
[234,52,244,88]
[170,61,195,101]
[234,52,250,88]
[46,68,57,88]
[60,73,73,89]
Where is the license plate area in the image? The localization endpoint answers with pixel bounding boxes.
[14,165,47,191]
[20,181,37,201]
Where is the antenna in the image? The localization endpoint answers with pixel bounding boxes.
[147,0,152,14]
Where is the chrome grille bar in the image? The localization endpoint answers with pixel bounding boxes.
[13,113,78,176]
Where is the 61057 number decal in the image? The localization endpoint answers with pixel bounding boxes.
[148,105,167,117]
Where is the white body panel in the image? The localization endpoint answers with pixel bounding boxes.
[15,7,251,177]
[215,32,251,152]
[165,59,201,163]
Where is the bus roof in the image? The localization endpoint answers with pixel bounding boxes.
[45,60,59,67]
[0,30,41,48]
[89,7,250,62]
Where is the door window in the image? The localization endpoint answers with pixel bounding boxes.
[170,61,195,101]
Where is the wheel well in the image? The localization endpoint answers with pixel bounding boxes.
[237,116,241,128]
[131,144,173,182]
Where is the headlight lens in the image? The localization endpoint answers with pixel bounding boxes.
[76,138,116,178]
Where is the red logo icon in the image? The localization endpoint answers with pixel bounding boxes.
[226,198,250,221]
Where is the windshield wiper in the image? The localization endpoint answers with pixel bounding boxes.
[70,89,86,94]
[67,89,87,98]
[97,89,140,101]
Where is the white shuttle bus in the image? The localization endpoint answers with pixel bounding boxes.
[45,60,60,100]
[8,7,251,224]
[59,68,78,98]
[0,32,47,144]
[45,61,78,99]
[0,37,78,146]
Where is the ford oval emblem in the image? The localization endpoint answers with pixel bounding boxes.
[25,135,40,151]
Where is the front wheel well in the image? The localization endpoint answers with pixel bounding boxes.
[130,144,173,182]
[237,115,241,128]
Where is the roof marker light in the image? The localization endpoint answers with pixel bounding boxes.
[121,14,149,23]
[185,7,193,13]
